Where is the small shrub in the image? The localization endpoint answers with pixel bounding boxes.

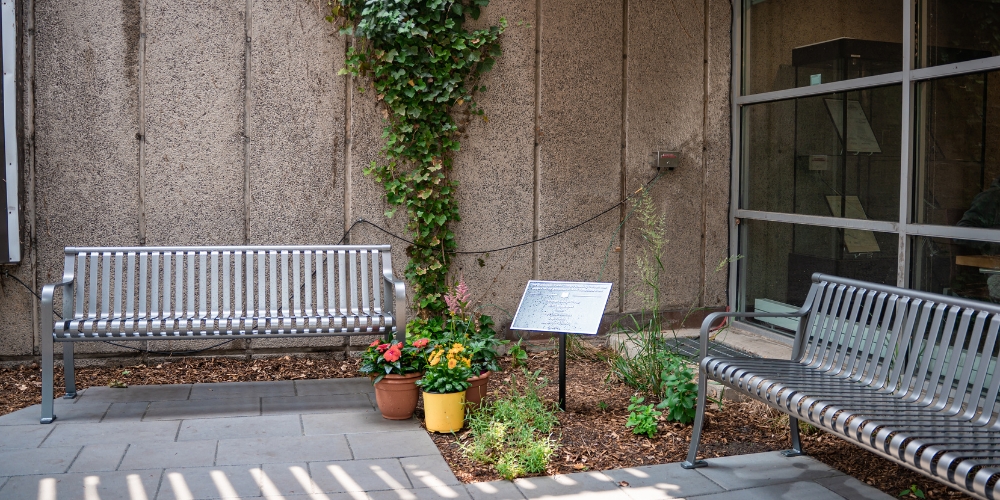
[625,396,661,438]
[655,353,698,424]
[508,339,529,367]
[461,369,559,479]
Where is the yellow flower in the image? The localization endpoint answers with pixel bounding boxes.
[448,358,458,369]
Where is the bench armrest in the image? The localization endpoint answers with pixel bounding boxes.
[697,310,809,363]
[382,269,406,343]
[40,277,74,333]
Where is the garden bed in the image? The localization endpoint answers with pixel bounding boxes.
[0,344,971,499]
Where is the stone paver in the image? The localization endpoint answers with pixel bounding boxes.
[216,434,352,465]
[0,446,79,476]
[465,480,527,500]
[0,424,54,450]
[41,420,181,448]
[347,430,440,459]
[309,458,413,493]
[144,396,261,420]
[0,469,162,500]
[0,401,110,426]
[0,378,897,500]
[157,465,262,500]
[118,440,218,470]
[687,480,845,499]
[603,463,724,500]
[176,414,300,441]
[691,451,842,490]
[302,409,420,435]
[76,384,192,403]
[262,393,374,415]
[190,379,295,399]
[67,443,129,473]
[401,455,462,488]
[515,472,632,500]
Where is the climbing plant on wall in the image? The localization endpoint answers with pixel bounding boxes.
[326,0,505,316]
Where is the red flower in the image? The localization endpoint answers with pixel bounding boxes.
[377,343,390,353]
[370,340,380,347]
[383,346,401,362]
[413,338,429,348]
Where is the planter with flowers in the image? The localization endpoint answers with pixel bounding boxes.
[441,277,506,406]
[359,338,429,420]
[417,340,473,432]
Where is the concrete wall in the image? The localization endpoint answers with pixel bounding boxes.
[0,0,733,359]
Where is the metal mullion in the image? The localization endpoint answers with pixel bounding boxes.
[728,0,742,314]
[736,210,898,233]
[906,224,1000,243]
[897,0,915,289]
[912,55,1000,83]
[737,72,903,106]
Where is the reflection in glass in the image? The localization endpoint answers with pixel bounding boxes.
[742,86,901,221]
[912,235,1000,302]
[742,219,898,335]
[914,70,1000,227]
[918,0,1000,69]
[743,0,902,95]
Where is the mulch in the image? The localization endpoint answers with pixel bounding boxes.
[0,344,973,499]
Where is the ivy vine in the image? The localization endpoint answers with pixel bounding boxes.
[326,0,506,316]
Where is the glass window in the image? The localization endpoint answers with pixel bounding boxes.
[744,0,903,95]
[912,235,1000,302]
[917,0,1000,69]
[914,70,1000,227]
[743,219,898,334]
[742,85,901,221]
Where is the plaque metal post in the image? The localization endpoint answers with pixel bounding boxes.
[558,333,567,411]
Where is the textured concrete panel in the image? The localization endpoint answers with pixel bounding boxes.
[28,0,141,356]
[703,0,732,308]
[622,0,705,314]
[451,0,536,332]
[537,0,622,309]
[144,0,245,246]
[249,2,345,245]
[0,267,35,355]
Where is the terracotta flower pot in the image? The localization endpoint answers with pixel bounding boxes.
[465,371,491,407]
[423,391,466,432]
[373,372,421,420]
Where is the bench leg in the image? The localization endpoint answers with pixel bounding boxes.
[40,334,56,424]
[63,343,77,399]
[681,367,709,469]
[781,416,805,457]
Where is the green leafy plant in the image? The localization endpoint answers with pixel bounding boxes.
[359,338,429,383]
[898,484,925,499]
[655,353,698,424]
[597,400,608,411]
[625,396,661,438]
[461,369,558,479]
[508,339,528,367]
[327,1,505,315]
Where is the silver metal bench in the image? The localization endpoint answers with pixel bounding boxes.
[683,273,1000,500]
[40,245,406,424]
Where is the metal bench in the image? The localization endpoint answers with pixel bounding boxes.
[39,245,406,424]
[683,273,1000,500]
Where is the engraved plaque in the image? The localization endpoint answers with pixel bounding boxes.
[510,281,613,335]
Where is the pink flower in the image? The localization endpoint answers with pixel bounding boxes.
[413,338,429,348]
[370,340,380,347]
[377,343,390,353]
[444,275,471,315]
[383,346,401,362]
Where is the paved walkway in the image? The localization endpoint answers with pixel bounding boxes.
[0,379,892,500]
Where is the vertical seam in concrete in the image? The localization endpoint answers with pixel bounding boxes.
[617,0,629,313]
[343,38,353,244]
[699,0,710,307]
[531,0,541,279]
[138,0,147,245]
[243,0,253,244]
[25,0,38,354]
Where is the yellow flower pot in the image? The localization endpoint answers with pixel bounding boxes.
[423,391,466,433]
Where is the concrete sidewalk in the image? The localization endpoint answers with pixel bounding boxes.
[0,378,892,500]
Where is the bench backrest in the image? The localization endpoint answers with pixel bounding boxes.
[797,273,1000,422]
[57,245,396,327]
